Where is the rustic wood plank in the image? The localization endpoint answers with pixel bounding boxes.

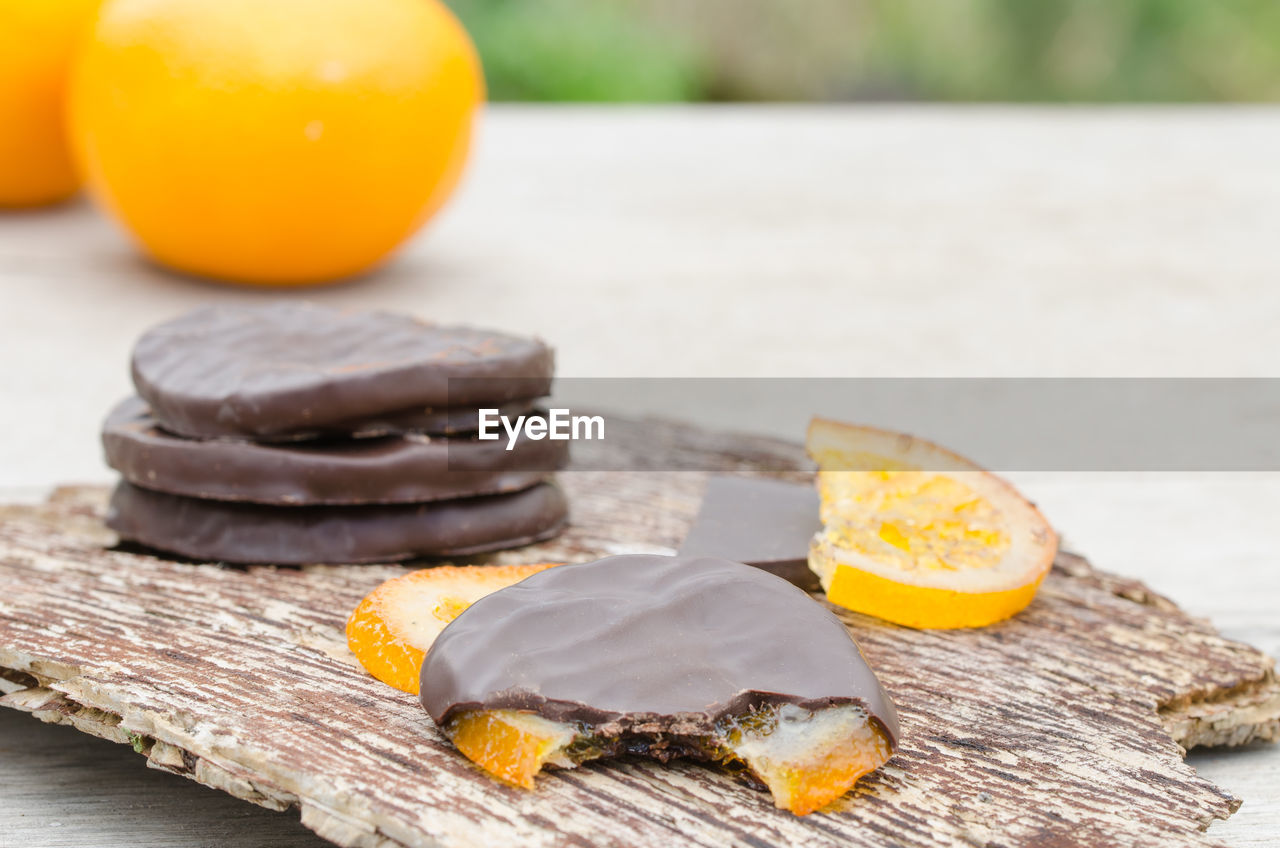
[1,418,1277,848]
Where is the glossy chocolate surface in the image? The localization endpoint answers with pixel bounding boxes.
[678,476,823,591]
[420,554,898,743]
[307,397,541,441]
[103,397,567,505]
[107,481,568,565]
[131,303,554,440]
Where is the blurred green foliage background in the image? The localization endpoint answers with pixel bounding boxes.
[446,0,1280,102]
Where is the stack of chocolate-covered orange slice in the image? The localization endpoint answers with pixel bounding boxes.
[104,303,568,564]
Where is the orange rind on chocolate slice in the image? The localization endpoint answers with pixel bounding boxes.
[440,701,895,814]
[720,702,895,815]
[807,417,1058,629]
[346,563,558,695]
[445,709,578,790]
[419,555,900,815]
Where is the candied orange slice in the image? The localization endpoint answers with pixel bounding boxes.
[725,704,893,815]
[346,563,557,694]
[446,710,577,789]
[807,417,1057,629]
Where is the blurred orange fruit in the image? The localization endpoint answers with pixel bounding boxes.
[0,0,101,207]
[68,0,483,285]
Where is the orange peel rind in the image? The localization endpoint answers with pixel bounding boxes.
[439,702,893,815]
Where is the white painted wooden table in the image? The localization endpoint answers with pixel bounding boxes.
[1,106,1277,847]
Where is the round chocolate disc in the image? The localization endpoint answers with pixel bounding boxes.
[420,554,899,743]
[103,397,567,505]
[132,303,554,440]
[107,481,569,565]
[319,397,541,441]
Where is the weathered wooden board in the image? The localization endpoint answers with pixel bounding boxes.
[1,417,1277,848]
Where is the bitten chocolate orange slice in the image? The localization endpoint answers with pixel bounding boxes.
[807,417,1058,629]
[419,554,899,815]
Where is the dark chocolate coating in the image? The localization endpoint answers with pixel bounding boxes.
[131,303,554,440]
[303,397,540,441]
[420,555,899,744]
[678,476,823,591]
[107,481,568,565]
[102,397,567,505]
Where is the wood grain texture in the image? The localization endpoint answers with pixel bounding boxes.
[1,418,1278,848]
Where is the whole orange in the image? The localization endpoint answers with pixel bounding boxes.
[0,0,100,207]
[69,0,483,285]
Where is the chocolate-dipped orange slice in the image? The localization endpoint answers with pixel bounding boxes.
[419,554,899,815]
